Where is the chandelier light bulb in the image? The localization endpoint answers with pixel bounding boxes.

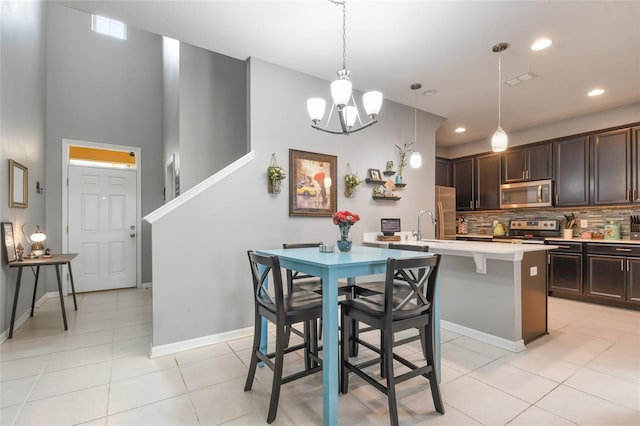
[330,79,352,107]
[307,98,326,123]
[363,91,383,117]
[343,105,358,128]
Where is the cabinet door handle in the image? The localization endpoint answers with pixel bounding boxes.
[615,248,632,252]
[556,245,571,249]
[634,189,638,200]
[621,259,624,271]
[470,200,473,209]
[526,170,530,180]
[522,170,525,180]
[628,259,630,271]
[555,194,559,205]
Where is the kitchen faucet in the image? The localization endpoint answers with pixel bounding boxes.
[414,209,436,241]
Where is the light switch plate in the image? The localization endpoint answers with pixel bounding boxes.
[530,266,537,276]
[580,219,588,228]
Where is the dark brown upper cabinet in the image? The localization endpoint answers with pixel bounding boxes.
[475,153,501,210]
[435,157,453,187]
[501,143,552,183]
[453,157,474,211]
[554,136,590,207]
[633,127,640,203]
[592,128,633,205]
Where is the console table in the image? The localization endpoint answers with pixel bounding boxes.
[8,253,78,338]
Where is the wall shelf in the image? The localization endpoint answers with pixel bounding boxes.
[365,178,386,185]
[395,183,407,188]
[373,195,401,201]
[383,171,396,177]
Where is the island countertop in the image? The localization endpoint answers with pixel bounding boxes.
[362,232,553,352]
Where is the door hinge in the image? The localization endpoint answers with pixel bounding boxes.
[66,178,69,186]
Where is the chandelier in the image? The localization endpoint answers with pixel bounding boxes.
[491,42,509,152]
[306,0,383,135]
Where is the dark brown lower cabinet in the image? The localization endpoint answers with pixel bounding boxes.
[547,241,640,310]
[584,244,640,308]
[549,252,583,294]
[586,255,626,299]
[547,241,583,296]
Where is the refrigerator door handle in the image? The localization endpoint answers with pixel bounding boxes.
[437,201,445,239]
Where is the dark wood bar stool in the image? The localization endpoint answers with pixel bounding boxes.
[244,250,323,424]
[340,254,444,426]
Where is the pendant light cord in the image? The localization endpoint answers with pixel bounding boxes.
[414,88,418,146]
[497,51,502,128]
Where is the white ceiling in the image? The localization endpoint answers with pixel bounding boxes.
[57,0,640,147]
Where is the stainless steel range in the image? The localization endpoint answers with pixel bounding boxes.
[494,219,561,244]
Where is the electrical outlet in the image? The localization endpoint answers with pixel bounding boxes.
[493,220,498,226]
[580,219,588,228]
[530,266,538,276]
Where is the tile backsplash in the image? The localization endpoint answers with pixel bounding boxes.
[457,206,638,238]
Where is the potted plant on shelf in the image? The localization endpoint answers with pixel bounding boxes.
[395,142,413,183]
[267,153,286,194]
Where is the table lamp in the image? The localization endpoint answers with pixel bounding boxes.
[22,224,47,257]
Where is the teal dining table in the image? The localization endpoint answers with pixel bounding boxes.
[256,245,440,426]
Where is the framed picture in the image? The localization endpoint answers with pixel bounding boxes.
[289,149,337,217]
[9,160,28,208]
[2,222,17,263]
[368,168,382,181]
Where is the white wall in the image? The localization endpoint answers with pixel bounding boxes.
[0,0,47,335]
[439,101,640,158]
[149,57,444,347]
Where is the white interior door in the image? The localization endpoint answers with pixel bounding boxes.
[68,166,137,292]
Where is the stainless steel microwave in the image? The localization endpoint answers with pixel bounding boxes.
[499,179,553,208]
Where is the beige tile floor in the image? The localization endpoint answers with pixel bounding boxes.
[1,288,639,425]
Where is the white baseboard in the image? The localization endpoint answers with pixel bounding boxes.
[441,320,526,353]
[149,327,254,358]
[0,292,58,345]
[141,282,152,289]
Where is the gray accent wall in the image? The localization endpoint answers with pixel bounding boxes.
[44,3,164,285]
[0,0,47,335]
[178,43,248,191]
[149,57,445,347]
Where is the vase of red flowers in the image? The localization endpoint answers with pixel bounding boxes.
[332,210,360,252]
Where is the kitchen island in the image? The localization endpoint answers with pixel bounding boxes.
[363,233,558,351]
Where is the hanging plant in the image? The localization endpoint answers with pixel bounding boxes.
[344,163,361,198]
[267,153,286,194]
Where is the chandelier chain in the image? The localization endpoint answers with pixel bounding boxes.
[329,0,347,71]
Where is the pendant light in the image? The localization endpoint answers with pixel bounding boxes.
[409,83,422,168]
[491,42,509,152]
[306,0,383,135]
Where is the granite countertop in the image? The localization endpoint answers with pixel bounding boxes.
[544,237,640,245]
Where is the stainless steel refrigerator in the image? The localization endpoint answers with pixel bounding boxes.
[435,186,456,240]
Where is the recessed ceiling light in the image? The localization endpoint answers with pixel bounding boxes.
[422,89,438,96]
[588,88,605,97]
[531,38,552,51]
[455,127,466,133]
